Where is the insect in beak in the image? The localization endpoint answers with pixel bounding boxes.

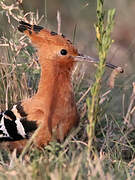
[74,54,124,73]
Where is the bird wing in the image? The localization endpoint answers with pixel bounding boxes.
[0,110,37,141]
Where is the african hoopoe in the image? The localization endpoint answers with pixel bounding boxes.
[0,21,123,151]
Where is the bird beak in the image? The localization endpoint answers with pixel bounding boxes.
[74,54,124,73]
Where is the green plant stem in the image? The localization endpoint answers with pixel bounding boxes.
[87,0,116,154]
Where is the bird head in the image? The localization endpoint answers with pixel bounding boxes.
[18,21,123,73]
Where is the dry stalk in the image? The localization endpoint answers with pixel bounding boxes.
[124,82,135,125]
[77,85,92,105]
[57,10,61,35]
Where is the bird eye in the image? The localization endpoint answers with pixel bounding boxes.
[60,49,68,55]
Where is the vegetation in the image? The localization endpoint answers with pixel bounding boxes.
[0,0,135,179]
[87,0,116,153]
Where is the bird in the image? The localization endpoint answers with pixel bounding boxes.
[0,21,123,152]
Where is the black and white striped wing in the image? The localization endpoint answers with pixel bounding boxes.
[0,110,27,141]
[0,110,37,141]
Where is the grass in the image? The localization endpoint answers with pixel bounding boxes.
[0,0,135,179]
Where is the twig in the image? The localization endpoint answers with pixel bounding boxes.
[72,24,77,44]
[124,82,135,125]
[99,90,111,104]
[0,44,9,47]
[77,85,92,105]
[0,2,20,22]
[57,10,61,35]
[0,64,16,80]
[5,84,10,110]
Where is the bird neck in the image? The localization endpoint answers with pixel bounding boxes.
[36,60,74,97]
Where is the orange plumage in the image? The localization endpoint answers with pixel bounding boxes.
[0,21,123,152]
